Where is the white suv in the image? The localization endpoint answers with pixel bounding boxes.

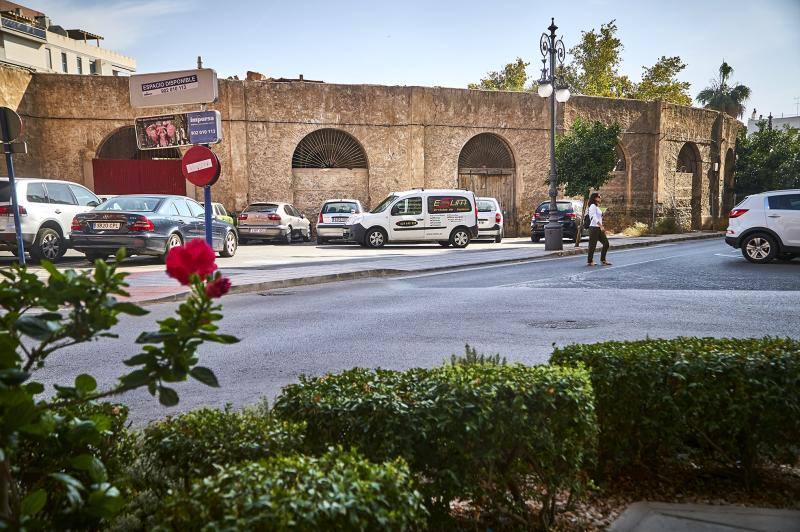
[0,178,101,262]
[476,197,504,243]
[725,189,800,263]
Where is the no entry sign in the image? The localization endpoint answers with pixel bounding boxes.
[181,146,220,187]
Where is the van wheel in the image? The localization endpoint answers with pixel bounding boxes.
[365,228,386,248]
[495,235,503,243]
[450,228,470,248]
[29,228,63,263]
[741,233,777,264]
[438,241,450,247]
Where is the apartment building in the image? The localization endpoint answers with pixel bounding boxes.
[0,0,135,75]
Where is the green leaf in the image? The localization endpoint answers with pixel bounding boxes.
[50,472,84,490]
[136,331,176,344]
[0,368,30,386]
[159,386,179,406]
[123,353,151,367]
[120,369,151,388]
[53,384,78,399]
[75,374,97,394]
[115,247,127,263]
[190,366,220,388]
[16,315,58,340]
[112,302,149,316]
[20,489,47,516]
[70,453,94,470]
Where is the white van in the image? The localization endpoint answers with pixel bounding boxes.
[344,189,479,248]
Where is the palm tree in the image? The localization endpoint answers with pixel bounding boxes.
[696,61,751,118]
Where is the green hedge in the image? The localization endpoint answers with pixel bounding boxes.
[273,364,597,526]
[155,448,427,531]
[140,404,305,484]
[550,337,800,481]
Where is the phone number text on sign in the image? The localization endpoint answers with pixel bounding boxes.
[141,75,199,98]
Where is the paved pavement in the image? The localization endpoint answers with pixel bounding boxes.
[610,502,800,531]
[2,231,726,303]
[32,238,800,425]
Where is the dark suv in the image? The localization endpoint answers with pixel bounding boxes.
[530,200,586,242]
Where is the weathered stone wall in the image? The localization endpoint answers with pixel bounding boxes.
[0,65,740,234]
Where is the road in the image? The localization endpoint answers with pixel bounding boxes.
[35,239,800,424]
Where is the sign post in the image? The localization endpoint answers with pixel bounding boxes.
[180,146,221,246]
[0,107,26,265]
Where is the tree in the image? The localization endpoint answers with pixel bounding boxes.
[629,56,691,105]
[468,58,530,91]
[554,118,622,245]
[696,61,751,118]
[562,20,633,98]
[734,122,800,196]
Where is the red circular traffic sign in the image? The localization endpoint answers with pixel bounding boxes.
[0,106,23,142]
[181,145,220,187]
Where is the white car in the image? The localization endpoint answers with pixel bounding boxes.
[344,189,478,248]
[237,202,311,244]
[725,189,800,263]
[0,177,102,262]
[316,199,364,244]
[476,197,503,243]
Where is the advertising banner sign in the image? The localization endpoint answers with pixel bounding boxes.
[129,68,218,108]
[134,110,222,150]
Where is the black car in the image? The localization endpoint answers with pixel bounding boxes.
[530,200,587,242]
[71,194,238,262]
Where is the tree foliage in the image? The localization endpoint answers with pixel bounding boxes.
[468,57,530,91]
[562,20,632,98]
[630,56,691,105]
[696,61,751,117]
[734,123,800,195]
[555,118,621,199]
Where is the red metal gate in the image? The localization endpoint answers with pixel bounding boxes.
[92,159,185,195]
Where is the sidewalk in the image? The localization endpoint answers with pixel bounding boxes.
[119,231,723,304]
[610,502,800,532]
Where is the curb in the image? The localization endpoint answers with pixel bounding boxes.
[134,232,723,305]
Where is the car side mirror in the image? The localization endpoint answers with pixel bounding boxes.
[87,201,99,207]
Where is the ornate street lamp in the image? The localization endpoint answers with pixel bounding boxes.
[537,18,570,250]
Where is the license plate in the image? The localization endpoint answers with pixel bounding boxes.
[250,228,268,233]
[93,222,120,230]
[333,217,348,222]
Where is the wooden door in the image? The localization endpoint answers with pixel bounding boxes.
[458,171,516,235]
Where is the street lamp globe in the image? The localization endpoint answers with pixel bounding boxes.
[555,87,571,103]
[537,82,553,98]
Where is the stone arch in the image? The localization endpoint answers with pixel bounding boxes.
[457,132,517,235]
[291,128,370,216]
[96,126,181,160]
[676,142,702,229]
[613,144,627,172]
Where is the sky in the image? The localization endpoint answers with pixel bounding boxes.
[29,0,800,119]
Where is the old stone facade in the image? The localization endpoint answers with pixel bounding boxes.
[0,65,740,235]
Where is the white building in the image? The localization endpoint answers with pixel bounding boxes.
[747,109,800,135]
[0,0,135,76]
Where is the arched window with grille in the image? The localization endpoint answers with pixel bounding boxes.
[292,129,368,169]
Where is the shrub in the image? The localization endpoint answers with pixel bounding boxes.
[550,337,800,484]
[651,216,680,234]
[448,343,506,366]
[273,364,597,528]
[622,221,649,237]
[141,404,305,485]
[155,448,427,531]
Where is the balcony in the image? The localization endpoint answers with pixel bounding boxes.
[0,15,46,42]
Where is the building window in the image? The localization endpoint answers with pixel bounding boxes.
[90,60,97,75]
[112,70,119,76]
[61,52,68,73]
[45,48,52,70]
[77,57,82,74]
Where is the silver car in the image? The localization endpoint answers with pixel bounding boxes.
[316,199,364,244]
[476,197,504,243]
[0,177,101,262]
[237,202,311,244]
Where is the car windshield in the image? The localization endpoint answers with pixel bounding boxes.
[246,203,279,213]
[371,195,398,214]
[323,202,358,214]
[477,200,496,212]
[537,202,573,213]
[96,196,162,212]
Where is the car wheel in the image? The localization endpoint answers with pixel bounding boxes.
[495,234,503,243]
[365,228,386,248]
[161,233,183,263]
[283,226,293,244]
[531,234,541,243]
[741,233,777,264]
[29,228,63,264]
[450,228,470,248]
[302,228,312,242]
[220,231,237,257]
[438,241,450,247]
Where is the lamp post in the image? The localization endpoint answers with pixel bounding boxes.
[537,18,570,250]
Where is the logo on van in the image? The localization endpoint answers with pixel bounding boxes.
[396,220,418,227]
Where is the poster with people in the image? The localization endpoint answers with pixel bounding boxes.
[135,114,190,150]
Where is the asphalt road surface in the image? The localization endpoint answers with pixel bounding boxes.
[36,239,800,424]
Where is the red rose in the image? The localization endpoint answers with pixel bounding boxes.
[205,276,231,298]
[166,238,218,285]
